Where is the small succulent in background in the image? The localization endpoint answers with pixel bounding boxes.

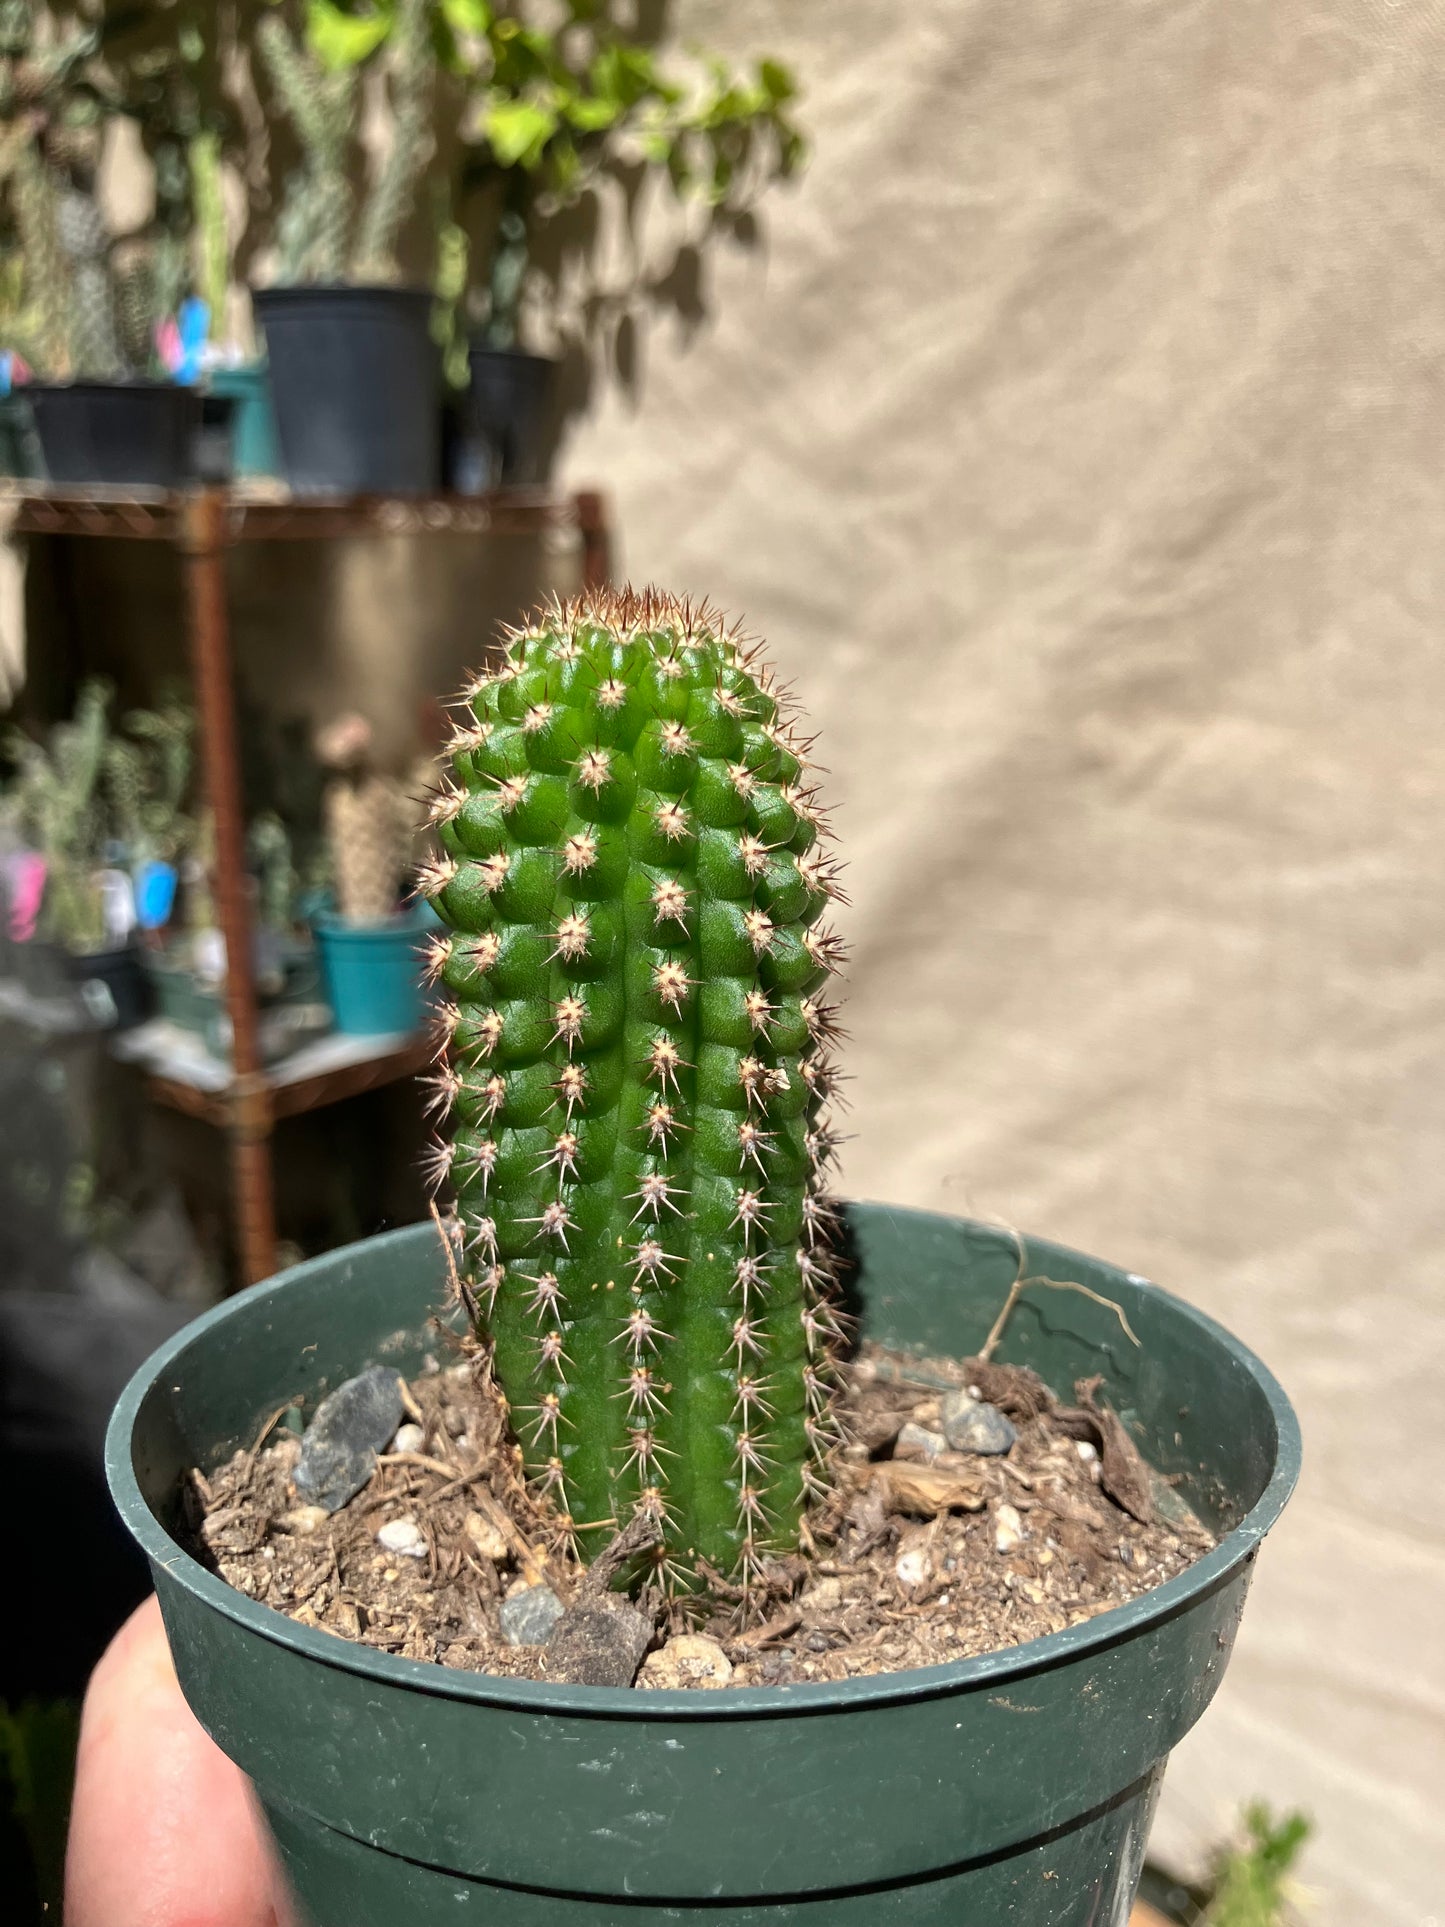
[3,678,113,954]
[106,686,197,870]
[247,811,298,933]
[1202,1804,1312,1927]
[0,0,232,379]
[0,2,112,378]
[3,682,207,953]
[421,588,848,1591]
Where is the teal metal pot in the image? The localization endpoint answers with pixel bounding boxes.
[106,1207,1298,1925]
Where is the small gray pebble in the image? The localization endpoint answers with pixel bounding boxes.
[500,1585,566,1647]
[294,1366,405,1513]
[940,1391,1017,1456]
[896,1421,947,1460]
[543,1599,653,1686]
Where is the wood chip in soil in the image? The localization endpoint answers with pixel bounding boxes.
[185,1342,1215,1690]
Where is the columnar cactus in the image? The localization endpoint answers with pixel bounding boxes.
[421,589,847,1589]
[317,714,413,925]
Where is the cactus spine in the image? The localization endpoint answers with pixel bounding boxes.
[422,589,847,1588]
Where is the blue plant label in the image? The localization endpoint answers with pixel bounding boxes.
[135,860,178,930]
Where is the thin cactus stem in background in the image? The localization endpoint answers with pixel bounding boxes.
[7,140,70,375]
[189,128,228,325]
[248,812,297,931]
[423,588,848,1591]
[351,0,432,284]
[54,176,121,377]
[256,12,354,283]
[260,0,434,288]
[3,679,114,954]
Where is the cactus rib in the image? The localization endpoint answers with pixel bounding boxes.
[424,588,847,1587]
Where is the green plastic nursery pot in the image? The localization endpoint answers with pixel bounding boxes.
[206,364,281,479]
[106,1207,1298,1926]
[313,907,429,1036]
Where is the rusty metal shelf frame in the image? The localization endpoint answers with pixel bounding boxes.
[14,482,611,1284]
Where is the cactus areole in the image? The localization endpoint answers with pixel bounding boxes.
[421,589,847,1589]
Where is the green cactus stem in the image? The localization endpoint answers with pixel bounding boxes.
[256,13,353,284]
[260,0,435,288]
[190,129,228,328]
[421,588,848,1590]
[351,0,432,284]
[3,678,113,954]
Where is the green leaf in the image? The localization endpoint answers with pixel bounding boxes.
[563,92,620,133]
[305,0,394,72]
[440,0,493,35]
[483,95,559,167]
[591,42,665,111]
[759,58,796,103]
[548,137,580,193]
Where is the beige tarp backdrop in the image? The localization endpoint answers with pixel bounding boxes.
[561,4,1445,1923]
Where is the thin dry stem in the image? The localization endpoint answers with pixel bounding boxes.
[978,1225,1141,1363]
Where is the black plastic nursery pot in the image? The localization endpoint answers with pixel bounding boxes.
[66,943,152,1029]
[192,391,238,485]
[254,285,440,497]
[0,391,41,478]
[107,1206,1298,1926]
[464,344,556,486]
[25,381,198,489]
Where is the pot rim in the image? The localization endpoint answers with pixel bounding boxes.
[252,282,434,304]
[106,1206,1300,1721]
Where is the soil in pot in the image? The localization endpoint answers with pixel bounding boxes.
[186,1335,1214,1690]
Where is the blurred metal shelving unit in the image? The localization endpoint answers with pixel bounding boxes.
[6,481,612,1287]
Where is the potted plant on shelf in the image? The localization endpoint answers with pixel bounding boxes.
[106,590,1299,1926]
[0,2,201,487]
[444,11,804,487]
[105,688,327,1061]
[1,679,152,1026]
[253,0,442,496]
[310,710,430,1034]
[110,0,282,485]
